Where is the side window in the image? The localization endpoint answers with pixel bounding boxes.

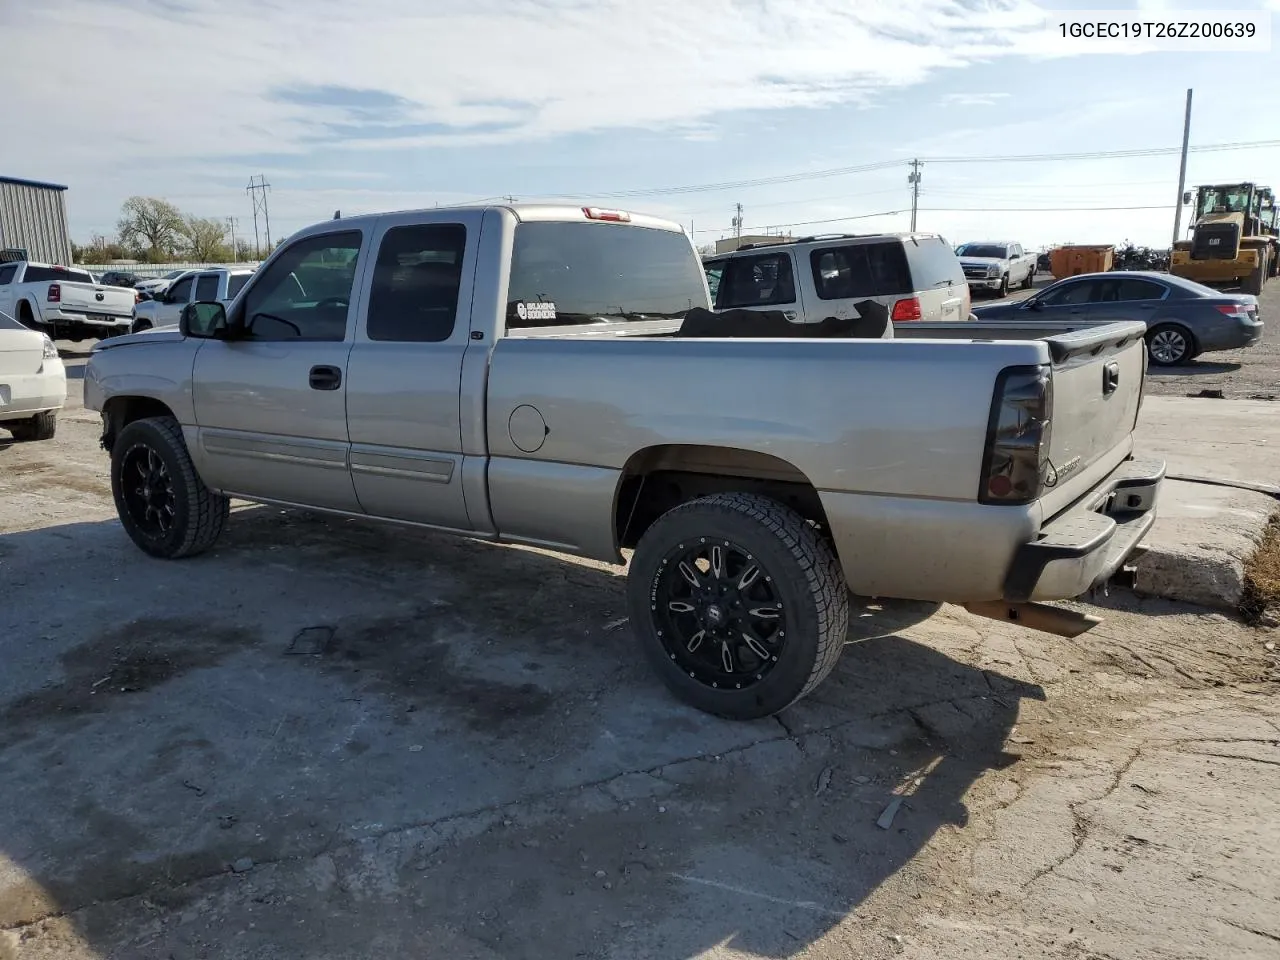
[366,223,467,343]
[703,261,724,303]
[1114,278,1166,301]
[1010,245,1022,258]
[1039,279,1096,305]
[717,253,796,309]
[226,273,251,299]
[167,276,194,303]
[194,274,220,301]
[240,230,362,342]
[811,243,914,300]
[0,264,15,285]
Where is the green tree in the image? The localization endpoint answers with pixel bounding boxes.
[183,216,230,262]
[117,196,184,260]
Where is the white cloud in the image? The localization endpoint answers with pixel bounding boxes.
[0,0,1085,181]
[940,92,1012,107]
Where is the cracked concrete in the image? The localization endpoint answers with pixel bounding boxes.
[1,349,1278,959]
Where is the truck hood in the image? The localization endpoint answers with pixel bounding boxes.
[91,328,186,352]
[959,257,1004,268]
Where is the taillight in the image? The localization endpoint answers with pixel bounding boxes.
[135,291,142,304]
[1216,303,1248,318]
[979,364,1053,505]
[891,297,922,321]
[47,283,61,303]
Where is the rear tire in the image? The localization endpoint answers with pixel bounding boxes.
[6,410,57,442]
[626,492,849,720]
[1146,323,1193,366]
[1244,252,1266,295]
[111,416,229,559]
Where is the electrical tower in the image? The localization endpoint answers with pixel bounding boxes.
[246,175,272,258]
[908,160,922,232]
[225,216,239,260]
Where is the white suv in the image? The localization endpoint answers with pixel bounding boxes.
[702,233,970,330]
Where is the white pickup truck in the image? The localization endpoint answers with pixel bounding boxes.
[0,260,137,341]
[132,267,255,330]
[955,242,1038,298]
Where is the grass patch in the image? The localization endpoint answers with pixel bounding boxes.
[1242,511,1280,622]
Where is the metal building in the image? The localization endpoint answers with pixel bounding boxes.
[0,175,72,265]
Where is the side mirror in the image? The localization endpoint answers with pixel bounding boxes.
[180,301,228,339]
[1024,298,1042,311]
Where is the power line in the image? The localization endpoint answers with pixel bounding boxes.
[540,137,1280,203]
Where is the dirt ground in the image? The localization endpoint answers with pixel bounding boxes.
[0,336,1277,960]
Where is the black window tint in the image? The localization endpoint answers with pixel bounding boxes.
[507,222,708,327]
[810,242,911,300]
[904,237,961,290]
[367,223,467,342]
[226,273,251,299]
[241,230,362,341]
[716,253,797,309]
[67,269,93,283]
[0,265,15,285]
[167,276,194,302]
[1039,279,1095,305]
[1115,278,1166,301]
[21,266,61,283]
[194,274,220,301]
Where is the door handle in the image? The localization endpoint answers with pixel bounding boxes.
[1102,361,1120,396]
[309,365,342,391]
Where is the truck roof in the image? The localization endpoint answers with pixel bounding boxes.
[306,203,685,238]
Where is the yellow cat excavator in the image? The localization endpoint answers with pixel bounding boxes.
[1170,182,1276,294]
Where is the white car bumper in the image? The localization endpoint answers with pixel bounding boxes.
[967,277,1004,290]
[0,359,66,422]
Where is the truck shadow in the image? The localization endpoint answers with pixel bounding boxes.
[0,507,1042,959]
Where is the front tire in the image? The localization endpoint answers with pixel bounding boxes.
[1146,323,1193,366]
[5,410,57,442]
[1022,268,1035,290]
[627,492,849,720]
[997,273,1010,297]
[111,416,229,559]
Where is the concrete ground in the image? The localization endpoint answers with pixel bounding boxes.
[0,337,1277,960]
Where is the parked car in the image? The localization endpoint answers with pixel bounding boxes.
[702,232,969,327]
[85,203,1160,719]
[0,260,137,341]
[134,270,191,301]
[98,271,145,289]
[955,241,1037,297]
[132,267,254,330]
[972,270,1263,366]
[0,307,65,441]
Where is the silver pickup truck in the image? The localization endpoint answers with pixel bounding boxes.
[85,204,1162,720]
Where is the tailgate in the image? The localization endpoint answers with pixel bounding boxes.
[0,328,44,376]
[57,282,134,316]
[1038,321,1147,517]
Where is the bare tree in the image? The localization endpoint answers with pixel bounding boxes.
[116,197,185,258]
[183,216,230,262]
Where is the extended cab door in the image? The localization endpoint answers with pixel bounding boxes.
[190,229,366,511]
[157,273,195,326]
[343,211,482,530]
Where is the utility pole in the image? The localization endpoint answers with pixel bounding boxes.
[733,203,743,240]
[502,195,518,203]
[908,159,923,232]
[246,175,272,258]
[1172,88,1193,246]
[225,217,238,260]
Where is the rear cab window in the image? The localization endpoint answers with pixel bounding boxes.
[21,265,94,284]
[226,273,251,299]
[507,221,709,329]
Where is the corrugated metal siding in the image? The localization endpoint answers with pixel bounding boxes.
[0,181,72,264]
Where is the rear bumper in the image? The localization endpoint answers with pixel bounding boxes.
[1004,457,1165,602]
[42,309,134,328]
[0,367,66,421]
[1196,317,1263,352]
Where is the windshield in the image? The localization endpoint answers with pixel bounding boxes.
[507,221,709,328]
[955,243,1006,258]
[1195,186,1254,219]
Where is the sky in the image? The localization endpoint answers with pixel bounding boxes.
[1,0,1277,252]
